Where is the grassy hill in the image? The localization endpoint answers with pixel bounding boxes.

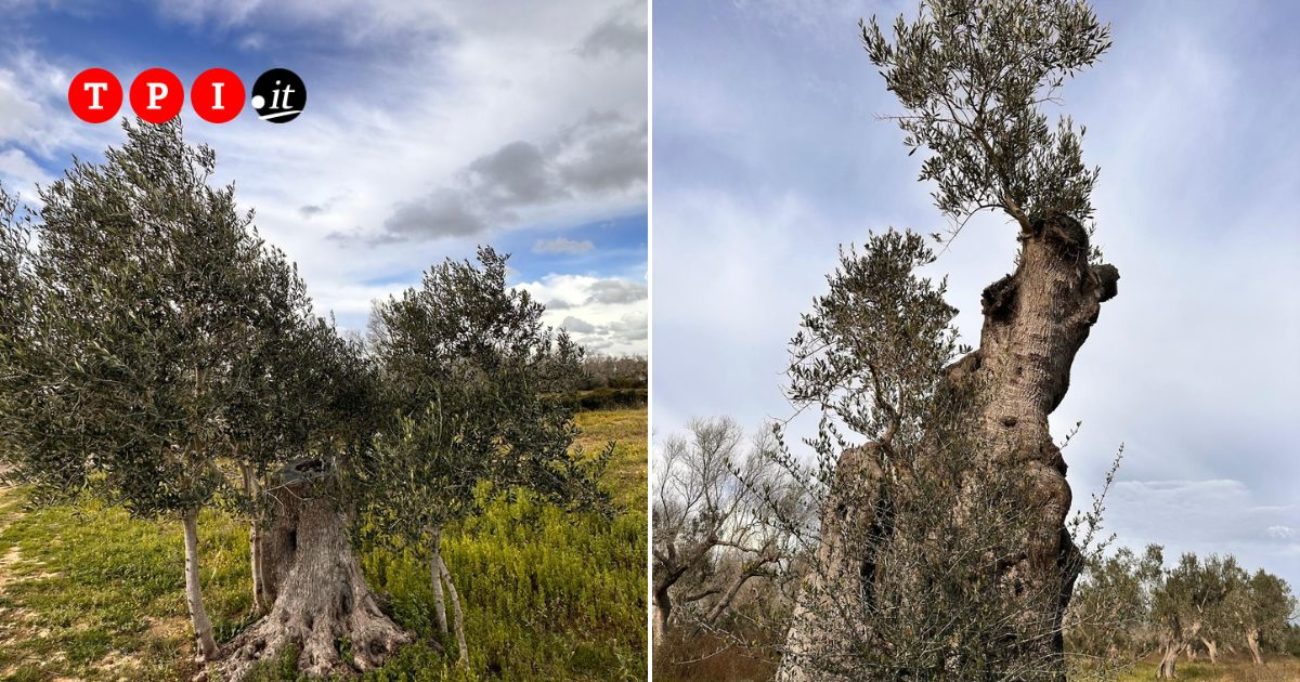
[0,408,647,682]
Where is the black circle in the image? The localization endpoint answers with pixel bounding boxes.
[251,68,306,124]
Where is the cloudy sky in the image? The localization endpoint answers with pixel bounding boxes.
[0,0,647,354]
[654,0,1300,587]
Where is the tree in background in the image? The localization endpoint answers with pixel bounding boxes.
[364,247,609,666]
[651,418,800,648]
[1063,545,1297,676]
[1149,553,1228,678]
[1230,569,1296,665]
[580,354,648,390]
[776,0,1119,679]
[1064,545,1162,672]
[1183,554,1242,664]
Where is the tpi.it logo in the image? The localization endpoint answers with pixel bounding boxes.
[68,67,306,124]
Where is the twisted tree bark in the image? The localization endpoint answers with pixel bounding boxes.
[1156,637,1179,679]
[217,460,412,680]
[779,214,1119,680]
[1246,627,1263,665]
[1202,637,1218,664]
[964,215,1118,674]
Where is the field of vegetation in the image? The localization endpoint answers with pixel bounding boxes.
[1115,656,1300,681]
[0,408,647,682]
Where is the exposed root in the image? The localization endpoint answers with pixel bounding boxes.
[218,600,411,680]
[215,465,416,680]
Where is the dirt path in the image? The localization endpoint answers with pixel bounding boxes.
[0,480,23,602]
[0,480,26,674]
[0,482,18,582]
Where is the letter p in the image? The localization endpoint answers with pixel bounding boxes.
[147,82,168,110]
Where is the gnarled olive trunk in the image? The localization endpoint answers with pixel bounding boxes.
[218,461,411,680]
[959,214,1117,675]
[1156,638,1179,679]
[1246,627,1263,665]
[779,215,1118,680]
[778,446,886,680]
[1202,637,1218,664]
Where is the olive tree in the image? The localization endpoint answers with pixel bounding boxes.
[772,231,1086,679]
[1229,569,1296,665]
[1,122,412,679]
[218,320,415,681]
[224,277,345,614]
[1064,545,1161,673]
[776,1,1120,679]
[363,247,608,665]
[1148,553,1231,678]
[0,121,291,661]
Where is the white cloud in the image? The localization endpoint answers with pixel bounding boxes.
[533,237,594,254]
[0,148,51,204]
[1267,526,1296,540]
[0,0,647,340]
[0,49,117,158]
[1104,479,1300,574]
[517,273,647,356]
[561,315,597,334]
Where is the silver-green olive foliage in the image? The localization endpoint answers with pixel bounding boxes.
[787,230,961,461]
[862,0,1110,232]
[363,247,609,548]
[0,120,335,516]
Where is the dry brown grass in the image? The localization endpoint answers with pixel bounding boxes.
[654,630,779,682]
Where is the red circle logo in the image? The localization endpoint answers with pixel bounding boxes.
[191,68,245,124]
[68,68,123,124]
[129,68,184,124]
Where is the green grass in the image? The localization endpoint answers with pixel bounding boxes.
[0,408,647,681]
[1113,655,1300,682]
